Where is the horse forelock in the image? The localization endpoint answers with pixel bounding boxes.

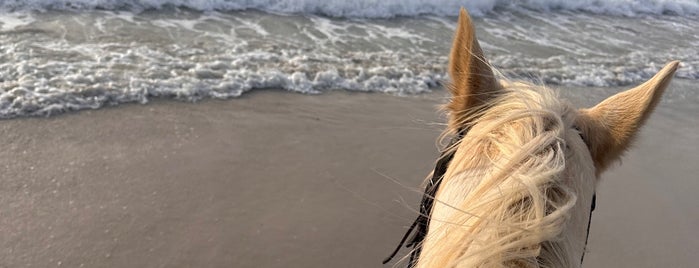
[417,82,596,268]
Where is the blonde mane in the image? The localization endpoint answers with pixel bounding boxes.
[417,82,594,268]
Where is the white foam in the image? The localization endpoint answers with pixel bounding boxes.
[1,0,698,18]
[0,12,36,31]
[0,38,445,118]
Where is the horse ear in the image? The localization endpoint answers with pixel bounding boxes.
[577,61,679,172]
[446,7,500,129]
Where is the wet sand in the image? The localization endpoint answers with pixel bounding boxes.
[1,89,697,267]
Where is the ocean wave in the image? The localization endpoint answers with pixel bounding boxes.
[1,45,694,118]
[0,0,698,17]
[0,8,696,118]
[0,44,446,118]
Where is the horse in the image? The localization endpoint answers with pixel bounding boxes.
[385,8,679,268]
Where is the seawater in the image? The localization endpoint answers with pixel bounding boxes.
[0,0,697,118]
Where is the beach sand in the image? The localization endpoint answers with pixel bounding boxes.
[1,89,697,267]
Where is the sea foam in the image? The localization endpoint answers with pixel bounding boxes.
[0,5,696,118]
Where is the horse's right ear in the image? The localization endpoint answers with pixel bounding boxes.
[446,8,500,130]
[577,61,679,173]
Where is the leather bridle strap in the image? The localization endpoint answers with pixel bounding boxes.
[581,193,596,264]
[383,134,462,267]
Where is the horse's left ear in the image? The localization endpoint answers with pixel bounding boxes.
[446,7,501,130]
[577,61,679,173]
